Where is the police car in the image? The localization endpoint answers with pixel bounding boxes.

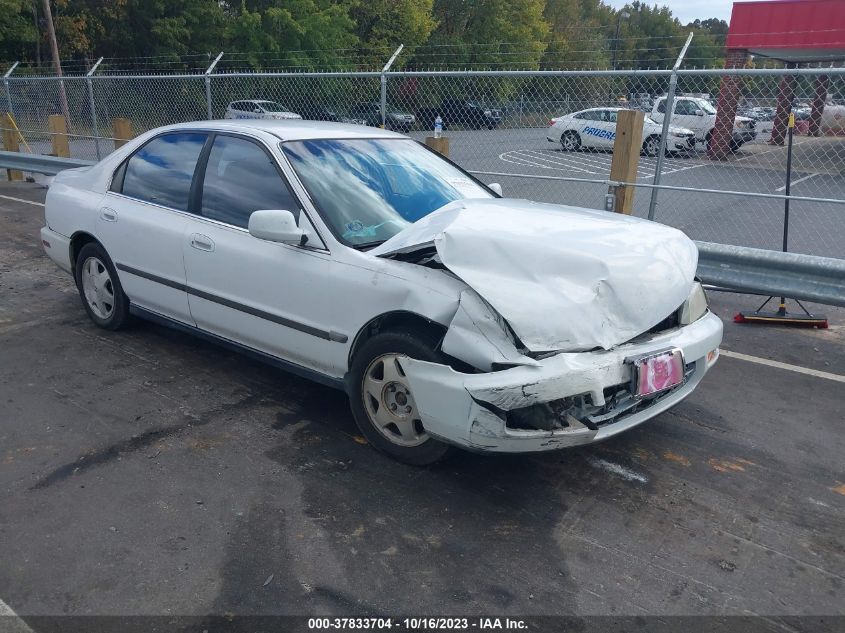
[547,107,695,156]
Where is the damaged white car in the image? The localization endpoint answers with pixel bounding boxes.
[41,121,722,465]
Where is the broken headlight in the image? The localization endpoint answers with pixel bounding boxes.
[678,282,708,325]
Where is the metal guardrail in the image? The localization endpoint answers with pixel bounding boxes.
[0,152,842,309]
[696,242,845,308]
[0,150,93,174]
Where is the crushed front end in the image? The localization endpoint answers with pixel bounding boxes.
[398,311,723,453]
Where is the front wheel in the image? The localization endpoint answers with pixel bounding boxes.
[561,131,581,152]
[74,242,131,330]
[349,331,452,465]
[642,135,661,157]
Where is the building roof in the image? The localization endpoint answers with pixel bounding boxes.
[727,0,845,62]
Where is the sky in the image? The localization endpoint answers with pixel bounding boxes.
[602,0,762,25]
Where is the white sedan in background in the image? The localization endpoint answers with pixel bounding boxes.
[548,107,696,156]
[225,100,302,120]
[40,120,721,465]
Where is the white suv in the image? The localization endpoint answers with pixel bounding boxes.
[225,100,302,121]
[651,96,756,151]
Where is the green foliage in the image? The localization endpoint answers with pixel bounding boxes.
[5,1,730,72]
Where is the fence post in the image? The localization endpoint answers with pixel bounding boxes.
[49,114,70,157]
[648,32,693,221]
[608,109,645,214]
[380,45,404,128]
[113,118,133,149]
[3,62,19,119]
[205,52,224,120]
[2,112,22,181]
[86,57,103,160]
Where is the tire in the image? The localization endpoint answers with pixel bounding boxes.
[74,242,131,330]
[349,330,453,465]
[561,131,581,152]
[642,135,661,157]
[704,131,713,150]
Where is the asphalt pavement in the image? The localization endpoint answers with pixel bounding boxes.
[0,182,843,627]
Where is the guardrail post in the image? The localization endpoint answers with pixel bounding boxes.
[608,109,645,214]
[86,57,103,160]
[2,112,22,181]
[48,114,70,158]
[204,52,224,120]
[648,32,693,221]
[380,45,404,128]
[112,118,133,149]
[3,62,19,120]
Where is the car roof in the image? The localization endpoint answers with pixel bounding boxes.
[163,119,405,141]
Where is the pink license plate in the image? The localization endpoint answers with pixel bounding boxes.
[632,349,685,398]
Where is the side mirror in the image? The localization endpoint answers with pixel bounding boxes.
[254,108,262,114]
[695,109,705,116]
[488,183,503,196]
[248,209,306,245]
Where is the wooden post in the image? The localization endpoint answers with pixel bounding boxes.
[2,113,22,181]
[425,136,449,157]
[608,109,645,214]
[113,118,133,149]
[48,114,70,157]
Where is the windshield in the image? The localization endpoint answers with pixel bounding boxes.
[694,99,717,114]
[258,101,291,113]
[283,138,494,247]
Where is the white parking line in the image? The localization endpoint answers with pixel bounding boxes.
[774,173,819,192]
[0,194,45,207]
[0,598,34,633]
[720,349,845,384]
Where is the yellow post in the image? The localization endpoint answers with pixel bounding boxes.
[48,114,70,158]
[425,136,449,157]
[113,118,133,149]
[608,109,645,214]
[2,113,23,181]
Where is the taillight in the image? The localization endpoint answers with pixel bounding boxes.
[549,119,556,126]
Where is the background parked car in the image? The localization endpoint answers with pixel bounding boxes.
[297,104,368,126]
[224,100,302,120]
[651,96,756,151]
[349,102,415,131]
[417,99,503,130]
[548,107,696,156]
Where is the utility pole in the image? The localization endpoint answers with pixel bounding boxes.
[41,0,71,129]
[33,3,41,64]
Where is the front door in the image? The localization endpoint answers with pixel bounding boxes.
[181,133,343,376]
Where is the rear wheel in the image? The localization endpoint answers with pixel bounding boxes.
[561,131,581,152]
[74,242,131,330]
[349,331,452,465]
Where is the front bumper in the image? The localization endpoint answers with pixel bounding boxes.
[400,311,723,453]
[670,135,696,151]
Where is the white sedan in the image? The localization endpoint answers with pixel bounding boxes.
[548,107,696,156]
[225,100,301,120]
[41,120,722,464]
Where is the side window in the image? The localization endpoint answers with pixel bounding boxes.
[675,100,694,115]
[656,100,666,114]
[120,132,207,211]
[573,112,585,120]
[606,111,617,123]
[200,135,300,229]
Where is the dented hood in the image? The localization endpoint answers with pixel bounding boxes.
[370,199,698,352]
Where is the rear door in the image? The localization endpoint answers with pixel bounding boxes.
[97,131,207,323]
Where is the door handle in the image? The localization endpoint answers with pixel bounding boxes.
[99,207,117,222]
[190,233,215,252]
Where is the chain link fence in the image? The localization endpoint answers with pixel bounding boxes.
[2,61,844,259]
